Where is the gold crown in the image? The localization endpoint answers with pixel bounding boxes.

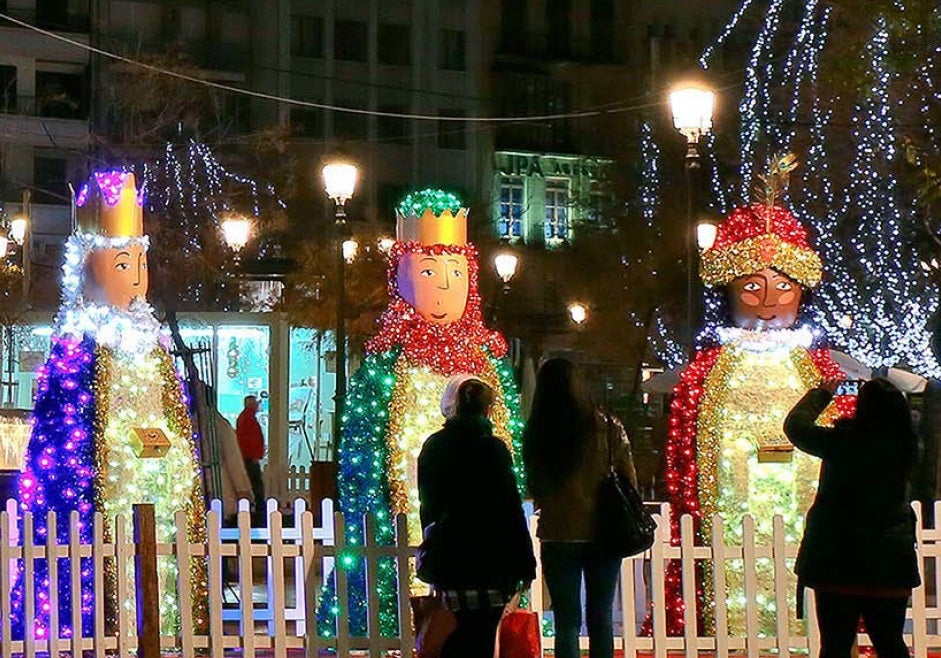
[75,171,144,238]
[395,207,468,246]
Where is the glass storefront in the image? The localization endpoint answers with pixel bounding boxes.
[215,325,271,438]
[288,328,336,468]
[1,315,341,501]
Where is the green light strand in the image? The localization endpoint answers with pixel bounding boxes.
[397,188,464,217]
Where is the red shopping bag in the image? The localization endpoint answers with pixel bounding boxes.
[496,608,540,658]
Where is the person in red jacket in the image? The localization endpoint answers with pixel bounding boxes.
[236,395,266,519]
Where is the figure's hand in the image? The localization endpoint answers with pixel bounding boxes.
[819,379,840,394]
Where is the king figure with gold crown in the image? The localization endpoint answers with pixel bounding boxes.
[10,170,207,640]
[318,188,525,638]
[656,157,855,637]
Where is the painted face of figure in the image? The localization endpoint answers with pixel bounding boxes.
[83,243,149,310]
[727,268,803,330]
[396,252,469,324]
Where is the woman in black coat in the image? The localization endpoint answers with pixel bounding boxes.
[784,378,920,658]
[418,378,536,657]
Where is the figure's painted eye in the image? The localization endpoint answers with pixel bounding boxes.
[420,269,435,278]
[115,262,130,272]
[452,269,463,278]
[775,281,792,291]
[743,281,761,291]
[141,261,148,270]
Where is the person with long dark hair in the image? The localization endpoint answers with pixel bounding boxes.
[523,358,637,658]
[784,378,921,658]
[418,379,535,657]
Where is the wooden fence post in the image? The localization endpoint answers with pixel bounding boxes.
[133,504,159,658]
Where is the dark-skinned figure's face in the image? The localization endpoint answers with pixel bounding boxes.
[727,267,803,330]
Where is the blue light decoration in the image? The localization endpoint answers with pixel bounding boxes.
[10,336,98,640]
[701,1,941,376]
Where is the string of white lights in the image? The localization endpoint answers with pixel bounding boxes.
[703,0,941,376]
[637,121,686,367]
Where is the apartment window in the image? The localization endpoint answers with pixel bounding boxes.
[290,109,324,138]
[0,66,15,113]
[377,105,410,145]
[500,0,526,53]
[546,0,572,58]
[33,156,67,204]
[437,110,466,150]
[439,30,466,70]
[499,178,524,240]
[35,71,86,119]
[378,24,411,66]
[545,179,570,243]
[590,0,616,61]
[36,0,67,30]
[335,20,368,62]
[334,111,367,141]
[291,15,323,57]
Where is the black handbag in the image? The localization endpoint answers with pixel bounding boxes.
[595,413,657,557]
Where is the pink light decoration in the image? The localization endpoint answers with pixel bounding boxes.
[74,183,91,207]
[93,171,130,207]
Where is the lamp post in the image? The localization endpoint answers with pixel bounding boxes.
[492,250,519,324]
[322,158,358,458]
[670,83,715,355]
[12,189,30,302]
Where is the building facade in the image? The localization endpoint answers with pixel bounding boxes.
[250,0,486,221]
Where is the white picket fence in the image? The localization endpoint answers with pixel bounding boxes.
[3,499,941,657]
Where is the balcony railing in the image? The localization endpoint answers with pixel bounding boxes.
[0,95,89,121]
[497,32,620,64]
[0,8,90,33]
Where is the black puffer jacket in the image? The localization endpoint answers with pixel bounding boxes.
[784,389,920,591]
[417,414,536,592]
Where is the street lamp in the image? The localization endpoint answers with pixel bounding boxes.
[696,221,718,251]
[568,302,588,326]
[342,238,359,263]
[9,215,27,247]
[220,213,252,254]
[377,236,395,254]
[670,85,716,156]
[494,251,519,287]
[322,156,358,459]
[670,81,715,355]
[491,250,519,326]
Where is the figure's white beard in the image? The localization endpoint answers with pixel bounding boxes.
[56,297,164,354]
[717,325,815,352]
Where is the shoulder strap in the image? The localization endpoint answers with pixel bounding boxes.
[604,411,616,469]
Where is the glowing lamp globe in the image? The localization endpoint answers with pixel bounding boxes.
[568,302,588,326]
[322,162,358,205]
[10,215,28,246]
[670,85,715,143]
[0,232,9,259]
[697,222,718,251]
[221,215,252,253]
[377,237,395,254]
[342,238,359,263]
[494,252,519,284]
